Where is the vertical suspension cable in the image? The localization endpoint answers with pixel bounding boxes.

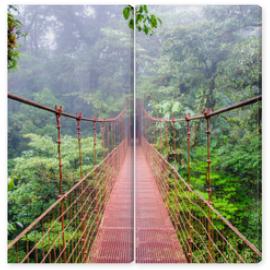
[110,121,113,151]
[165,122,169,157]
[116,119,120,169]
[55,105,63,194]
[107,122,110,151]
[155,121,158,147]
[73,114,82,260]
[159,122,163,149]
[172,118,176,156]
[106,123,109,153]
[93,119,97,166]
[100,122,105,159]
[185,113,192,262]
[76,112,83,179]
[55,105,66,262]
[204,108,214,262]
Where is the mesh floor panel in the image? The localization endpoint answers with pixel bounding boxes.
[90,148,133,263]
[136,146,187,263]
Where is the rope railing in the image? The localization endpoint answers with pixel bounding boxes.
[8,93,129,263]
[142,95,262,263]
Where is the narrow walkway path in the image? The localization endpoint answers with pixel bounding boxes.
[136,146,187,263]
[90,148,133,262]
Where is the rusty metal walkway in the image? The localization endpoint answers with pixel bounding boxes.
[136,146,187,263]
[90,145,186,263]
[90,147,134,263]
[7,94,262,263]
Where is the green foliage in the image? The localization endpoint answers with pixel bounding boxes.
[8,133,105,238]
[8,177,15,191]
[8,6,25,69]
[9,6,131,118]
[122,5,162,35]
[25,221,81,251]
[140,7,261,250]
[137,6,261,112]
[216,37,261,104]
[8,7,128,251]
[8,5,262,261]
[153,103,261,249]
[8,247,26,263]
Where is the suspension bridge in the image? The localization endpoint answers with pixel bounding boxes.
[8,93,262,263]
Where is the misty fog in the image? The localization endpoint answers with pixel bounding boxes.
[9,5,133,117]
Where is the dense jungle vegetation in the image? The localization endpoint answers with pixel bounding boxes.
[8,5,261,261]
[137,5,261,250]
[8,5,133,245]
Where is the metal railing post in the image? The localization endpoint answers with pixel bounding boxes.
[76,112,83,178]
[185,113,193,262]
[204,108,214,263]
[93,119,97,166]
[165,122,169,156]
[55,105,66,262]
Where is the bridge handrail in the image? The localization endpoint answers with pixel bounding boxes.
[145,140,262,258]
[144,95,262,122]
[8,92,126,122]
[8,144,121,250]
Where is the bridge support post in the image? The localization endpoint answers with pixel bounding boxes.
[159,122,163,148]
[172,118,176,159]
[76,113,83,178]
[76,112,88,262]
[93,119,97,166]
[106,123,110,152]
[204,109,214,263]
[165,122,169,155]
[55,105,66,263]
[110,122,114,151]
[101,123,105,149]
[116,119,120,169]
[185,113,193,262]
[136,99,143,145]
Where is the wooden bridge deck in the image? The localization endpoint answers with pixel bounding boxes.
[90,146,186,263]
